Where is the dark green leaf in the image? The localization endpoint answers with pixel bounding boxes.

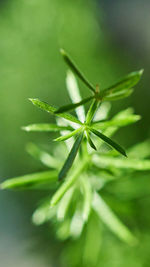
[59,132,84,180]
[90,128,127,157]
[22,123,73,132]
[60,49,96,93]
[102,69,143,97]
[86,99,99,124]
[86,131,97,150]
[29,98,83,125]
[55,96,94,114]
[1,171,58,190]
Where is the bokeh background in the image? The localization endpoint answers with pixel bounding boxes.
[0,0,150,266]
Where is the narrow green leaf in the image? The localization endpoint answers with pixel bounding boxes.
[50,158,88,206]
[128,139,150,159]
[81,176,92,222]
[103,88,133,101]
[29,98,83,125]
[66,70,85,122]
[102,69,143,96]
[93,154,150,171]
[57,187,75,221]
[55,96,94,114]
[92,192,137,245]
[86,99,99,125]
[1,171,58,190]
[32,198,56,225]
[86,131,97,150]
[58,132,84,180]
[22,123,73,132]
[60,49,96,93]
[90,128,127,157]
[92,114,141,130]
[54,127,82,142]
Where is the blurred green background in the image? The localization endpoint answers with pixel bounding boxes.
[0,0,150,266]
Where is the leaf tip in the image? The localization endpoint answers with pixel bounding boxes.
[60,48,66,57]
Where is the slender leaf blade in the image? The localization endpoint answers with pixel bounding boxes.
[54,127,82,142]
[86,99,99,124]
[59,132,84,180]
[103,88,133,101]
[102,69,143,96]
[1,171,58,190]
[66,70,85,122]
[29,98,83,125]
[60,49,96,93]
[92,192,137,245]
[90,128,127,157]
[22,123,73,132]
[86,131,97,150]
[55,96,94,114]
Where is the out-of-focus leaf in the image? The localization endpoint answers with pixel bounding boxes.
[54,127,82,142]
[70,208,85,239]
[92,114,141,130]
[92,192,137,245]
[66,70,85,122]
[32,198,56,225]
[57,187,75,221]
[1,171,58,190]
[102,69,143,97]
[55,96,94,114]
[26,142,60,168]
[50,158,88,206]
[58,132,84,180]
[22,123,73,132]
[93,154,150,170]
[128,139,150,159]
[60,49,96,93]
[29,98,83,125]
[81,176,92,221]
[90,128,127,157]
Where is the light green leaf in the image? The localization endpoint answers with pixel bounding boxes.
[58,132,84,180]
[32,198,56,225]
[57,187,75,221]
[60,49,96,93]
[90,128,127,157]
[86,99,99,124]
[103,88,133,101]
[93,154,150,171]
[92,114,141,130]
[22,123,73,132]
[102,69,143,97]
[66,70,85,122]
[81,176,92,222]
[50,157,88,206]
[128,139,150,159]
[92,192,137,245]
[54,127,82,142]
[29,98,83,125]
[1,170,58,190]
[26,142,60,168]
[55,96,94,114]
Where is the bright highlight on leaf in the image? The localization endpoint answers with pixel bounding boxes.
[22,123,73,132]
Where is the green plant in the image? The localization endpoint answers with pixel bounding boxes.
[1,50,149,266]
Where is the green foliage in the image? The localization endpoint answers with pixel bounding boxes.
[1,50,146,266]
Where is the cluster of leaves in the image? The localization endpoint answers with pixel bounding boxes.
[1,50,149,265]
